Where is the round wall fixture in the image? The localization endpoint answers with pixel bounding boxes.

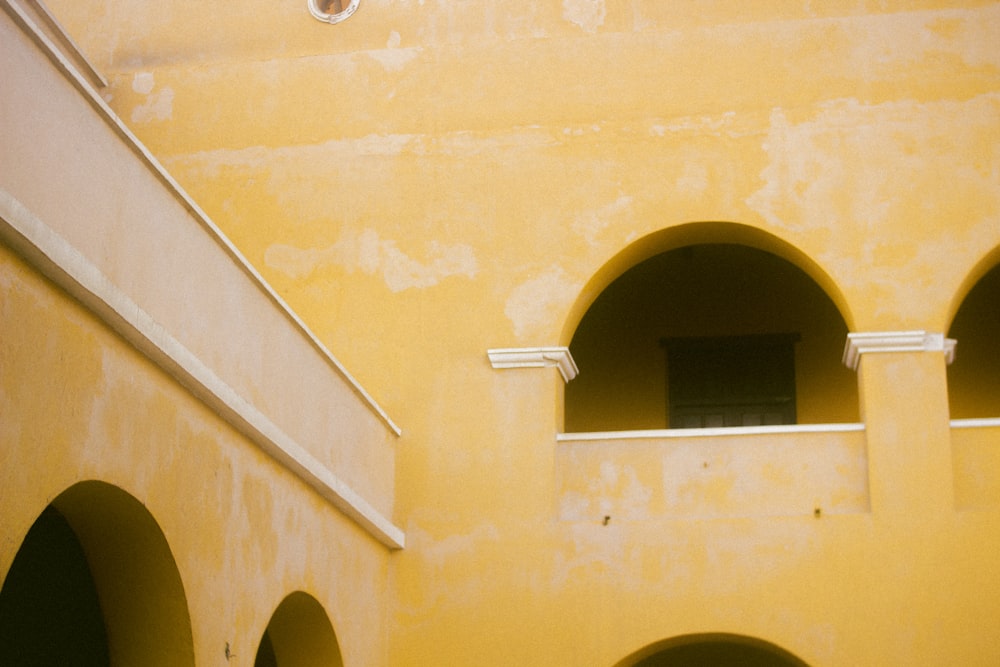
[308,0,360,24]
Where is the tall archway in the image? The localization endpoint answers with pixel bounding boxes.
[0,481,194,667]
[254,591,344,667]
[565,237,857,432]
[615,633,810,667]
[948,260,1000,419]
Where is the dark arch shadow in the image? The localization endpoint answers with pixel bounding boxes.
[561,222,854,346]
[254,591,344,667]
[947,260,1000,419]
[615,632,810,667]
[565,241,859,432]
[0,480,195,667]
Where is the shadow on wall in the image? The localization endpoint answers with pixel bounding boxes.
[618,633,810,667]
[566,244,858,433]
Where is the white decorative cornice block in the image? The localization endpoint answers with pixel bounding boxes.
[842,331,956,370]
[487,347,579,382]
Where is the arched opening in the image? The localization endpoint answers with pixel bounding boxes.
[0,506,109,664]
[254,591,343,667]
[0,481,194,667]
[566,241,857,432]
[615,633,809,667]
[948,261,1000,419]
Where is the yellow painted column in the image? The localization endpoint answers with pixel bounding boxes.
[848,332,955,517]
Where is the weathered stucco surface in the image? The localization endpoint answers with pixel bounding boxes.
[5,0,1000,664]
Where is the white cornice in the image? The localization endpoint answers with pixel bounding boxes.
[842,331,956,370]
[488,347,579,382]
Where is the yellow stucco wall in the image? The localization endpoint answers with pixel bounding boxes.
[0,242,391,665]
[5,0,1000,665]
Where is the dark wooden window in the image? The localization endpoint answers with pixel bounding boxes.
[663,334,800,429]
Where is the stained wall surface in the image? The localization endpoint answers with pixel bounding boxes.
[1,3,398,665]
[5,0,1000,665]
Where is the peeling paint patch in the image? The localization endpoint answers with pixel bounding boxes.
[417,523,500,568]
[131,86,174,123]
[562,0,606,34]
[747,94,1000,324]
[505,266,580,339]
[131,71,155,94]
[366,34,421,72]
[675,163,709,196]
[571,194,634,246]
[265,229,477,292]
[588,461,653,518]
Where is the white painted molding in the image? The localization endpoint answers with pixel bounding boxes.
[842,331,956,370]
[1,0,400,437]
[0,189,405,551]
[308,0,360,24]
[557,423,865,442]
[951,418,1000,429]
[488,347,579,382]
[4,0,108,88]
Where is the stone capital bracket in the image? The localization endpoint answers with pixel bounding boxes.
[842,331,956,371]
[487,347,579,383]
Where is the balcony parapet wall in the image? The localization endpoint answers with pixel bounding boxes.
[0,2,402,549]
[556,425,869,521]
[951,418,1000,511]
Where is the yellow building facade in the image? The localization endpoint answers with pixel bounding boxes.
[2,1,1000,665]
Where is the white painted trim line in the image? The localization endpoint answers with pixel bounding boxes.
[488,347,579,382]
[17,0,107,88]
[1,0,401,437]
[842,330,956,370]
[308,0,360,24]
[557,423,865,442]
[0,190,405,550]
[951,418,1000,429]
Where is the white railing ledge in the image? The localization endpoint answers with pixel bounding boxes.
[951,418,1000,429]
[557,423,866,442]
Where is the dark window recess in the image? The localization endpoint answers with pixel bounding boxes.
[663,334,800,429]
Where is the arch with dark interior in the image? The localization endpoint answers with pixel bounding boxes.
[565,225,857,433]
[0,480,194,667]
[948,259,1000,419]
[615,633,810,667]
[254,591,344,667]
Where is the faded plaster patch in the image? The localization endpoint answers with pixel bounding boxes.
[649,111,739,138]
[367,32,421,72]
[675,163,709,196]
[571,194,634,246]
[562,0,606,34]
[131,71,155,94]
[416,523,500,568]
[748,94,1000,324]
[505,266,581,340]
[130,86,174,123]
[588,461,653,518]
[265,229,477,292]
